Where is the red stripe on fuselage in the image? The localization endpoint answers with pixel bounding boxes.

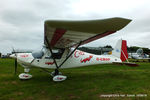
[50,29,66,47]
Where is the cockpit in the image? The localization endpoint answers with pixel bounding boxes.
[32,46,65,59]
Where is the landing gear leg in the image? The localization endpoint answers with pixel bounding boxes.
[24,68,30,73]
[54,69,59,76]
[51,69,62,77]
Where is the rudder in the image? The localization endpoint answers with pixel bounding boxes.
[112,39,128,62]
[120,40,128,62]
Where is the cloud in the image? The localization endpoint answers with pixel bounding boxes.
[0,0,73,54]
[1,10,40,27]
[0,0,150,54]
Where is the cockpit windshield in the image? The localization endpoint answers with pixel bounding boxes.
[32,46,65,59]
[32,50,44,59]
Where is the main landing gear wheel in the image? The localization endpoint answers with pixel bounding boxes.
[51,69,67,82]
[19,68,32,80]
[53,75,67,82]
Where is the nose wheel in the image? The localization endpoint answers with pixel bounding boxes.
[18,68,32,80]
[19,73,32,80]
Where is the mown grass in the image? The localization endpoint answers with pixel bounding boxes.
[0,58,150,100]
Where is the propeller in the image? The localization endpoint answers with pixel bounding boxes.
[14,56,17,75]
[11,48,18,75]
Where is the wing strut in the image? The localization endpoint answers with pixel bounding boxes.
[45,36,82,75]
[45,37,59,69]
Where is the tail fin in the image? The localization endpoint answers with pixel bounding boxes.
[112,39,128,62]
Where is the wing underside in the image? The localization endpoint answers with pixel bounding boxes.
[44,17,131,48]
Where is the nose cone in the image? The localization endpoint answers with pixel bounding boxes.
[10,54,17,59]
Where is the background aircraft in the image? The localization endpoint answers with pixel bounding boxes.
[128,48,150,59]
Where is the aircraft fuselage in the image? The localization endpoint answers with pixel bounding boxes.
[16,49,121,69]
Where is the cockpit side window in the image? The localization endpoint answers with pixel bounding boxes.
[52,48,65,59]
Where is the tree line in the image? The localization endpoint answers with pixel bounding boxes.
[78,45,150,56]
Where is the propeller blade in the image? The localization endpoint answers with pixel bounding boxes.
[14,58,17,75]
[12,47,17,56]
[11,47,18,75]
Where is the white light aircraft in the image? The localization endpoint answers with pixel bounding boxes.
[10,17,136,81]
[129,48,150,59]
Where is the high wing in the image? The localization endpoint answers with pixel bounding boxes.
[44,17,131,48]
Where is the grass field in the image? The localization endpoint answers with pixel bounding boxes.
[0,58,150,100]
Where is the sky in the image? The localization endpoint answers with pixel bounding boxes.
[0,0,150,54]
